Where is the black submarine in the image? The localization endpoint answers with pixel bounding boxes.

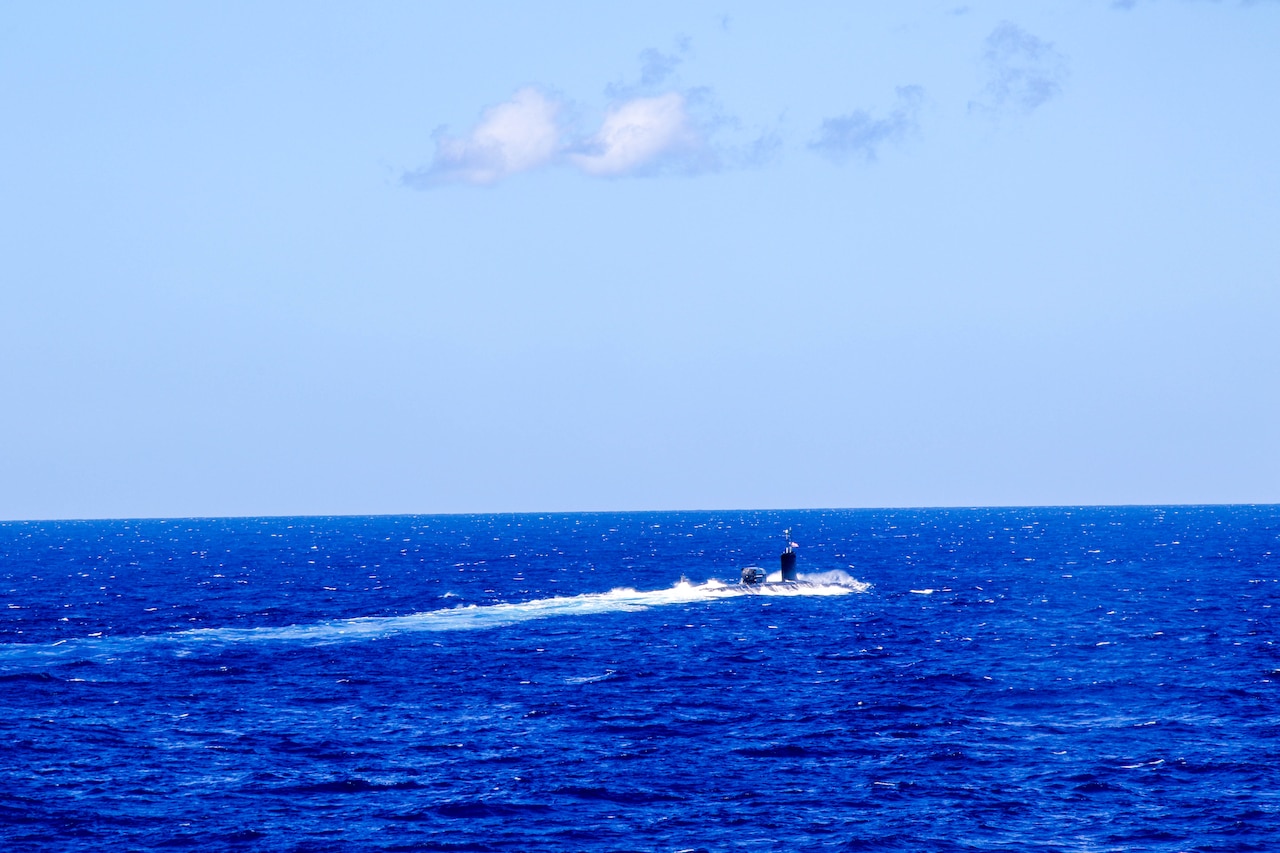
[739,528,803,587]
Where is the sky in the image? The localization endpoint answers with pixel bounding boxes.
[2,1,1278,520]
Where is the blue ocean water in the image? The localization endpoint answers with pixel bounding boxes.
[1,506,1277,852]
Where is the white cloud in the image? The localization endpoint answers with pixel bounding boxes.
[570,93,699,177]
[404,86,720,188]
[406,87,561,187]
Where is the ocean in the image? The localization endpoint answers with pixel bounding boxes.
[1,506,1276,852]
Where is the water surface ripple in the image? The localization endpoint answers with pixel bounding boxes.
[1,506,1276,851]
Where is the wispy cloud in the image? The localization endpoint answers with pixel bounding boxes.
[809,85,925,164]
[1111,0,1279,8]
[970,22,1069,117]
[606,39,691,100]
[403,88,561,188]
[639,40,690,89]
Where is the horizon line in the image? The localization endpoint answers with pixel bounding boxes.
[3,501,1277,525]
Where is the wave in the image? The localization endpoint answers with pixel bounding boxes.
[0,575,868,664]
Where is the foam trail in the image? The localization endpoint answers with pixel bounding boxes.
[798,569,865,587]
[0,577,868,664]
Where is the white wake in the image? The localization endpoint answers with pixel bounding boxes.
[0,574,869,661]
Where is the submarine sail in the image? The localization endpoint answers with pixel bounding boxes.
[780,528,798,581]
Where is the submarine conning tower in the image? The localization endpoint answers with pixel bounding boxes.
[780,528,798,582]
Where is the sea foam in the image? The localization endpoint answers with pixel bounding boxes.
[0,575,868,663]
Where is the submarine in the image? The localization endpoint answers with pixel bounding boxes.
[738,529,806,588]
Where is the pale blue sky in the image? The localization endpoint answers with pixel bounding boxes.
[2,1,1277,519]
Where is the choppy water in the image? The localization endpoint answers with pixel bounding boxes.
[1,506,1277,852]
